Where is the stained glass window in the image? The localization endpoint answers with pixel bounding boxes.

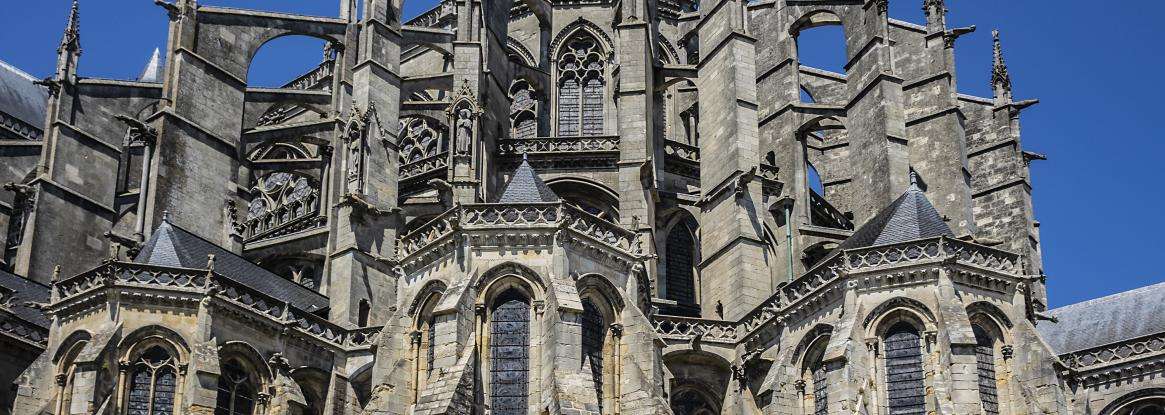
[884,323,925,415]
[812,360,828,415]
[581,299,607,410]
[126,346,176,415]
[490,294,530,415]
[974,326,1000,415]
[557,35,605,136]
[215,360,256,415]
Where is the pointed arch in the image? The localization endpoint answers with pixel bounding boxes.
[552,19,612,137]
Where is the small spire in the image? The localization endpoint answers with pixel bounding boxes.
[909,170,921,191]
[138,48,163,83]
[992,29,1013,101]
[522,151,529,161]
[59,0,81,54]
[162,210,171,222]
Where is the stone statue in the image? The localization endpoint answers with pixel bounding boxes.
[455,107,473,154]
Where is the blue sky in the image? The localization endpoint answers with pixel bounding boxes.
[1,1,1161,308]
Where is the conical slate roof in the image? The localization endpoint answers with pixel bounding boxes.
[496,156,559,203]
[135,218,329,313]
[838,179,954,250]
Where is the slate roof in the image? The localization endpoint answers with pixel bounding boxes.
[0,59,49,128]
[0,269,50,328]
[496,156,559,203]
[838,181,954,250]
[134,219,330,313]
[1036,279,1165,354]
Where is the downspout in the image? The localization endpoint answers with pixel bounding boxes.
[783,198,795,283]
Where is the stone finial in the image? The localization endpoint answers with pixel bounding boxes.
[59,0,81,54]
[992,29,1013,101]
[923,0,947,30]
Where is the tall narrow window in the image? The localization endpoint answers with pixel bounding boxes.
[126,346,177,415]
[215,360,256,415]
[427,315,437,372]
[665,224,697,315]
[490,292,530,415]
[581,299,607,410]
[883,322,925,415]
[811,359,828,415]
[557,34,605,136]
[974,326,1000,415]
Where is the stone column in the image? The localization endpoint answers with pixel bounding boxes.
[695,0,770,320]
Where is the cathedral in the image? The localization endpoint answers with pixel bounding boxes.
[2,0,1164,414]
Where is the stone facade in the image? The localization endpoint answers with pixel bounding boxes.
[1,0,1163,415]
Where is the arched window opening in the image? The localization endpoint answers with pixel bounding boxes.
[581,299,608,411]
[509,80,538,139]
[548,181,620,223]
[126,346,177,415]
[664,223,699,317]
[794,23,846,74]
[248,36,330,88]
[670,385,719,415]
[799,341,829,415]
[489,290,531,415]
[883,322,925,415]
[413,291,441,402]
[215,359,257,415]
[557,33,606,136]
[973,325,1000,415]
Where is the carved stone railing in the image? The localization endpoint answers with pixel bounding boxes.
[0,314,47,347]
[845,239,945,271]
[497,136,620,155]
[284,60,334,91]
[55,262,210,301]
[1,110,43,140]
[244,191,322,241]
[345,326,385,348]
[460,203,561,229]
[655,236,1023,345]
[943,238,1019,274]
[560,203,643,256]
[653,315,739,344]
[397,209,460,259]
[399,151,449,182]
[398,202,644,260]
[663,139,700,178]
[809,189,854,230]
[405,0,456,28]
[1061,332,1165,372]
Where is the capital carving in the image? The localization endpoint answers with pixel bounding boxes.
[793,379,806,394]
[410,330,423,345]
[1000,345,1014,360]
[609,323,624,338]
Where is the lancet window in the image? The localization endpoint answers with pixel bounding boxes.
[489,291,531,415]
[214,359,256,415]
[883,322,925,415]
[126,346,178,415]
[557,34,606,136]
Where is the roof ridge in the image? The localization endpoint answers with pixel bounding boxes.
[0,59,42,82]
[1047,278,1165,313]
